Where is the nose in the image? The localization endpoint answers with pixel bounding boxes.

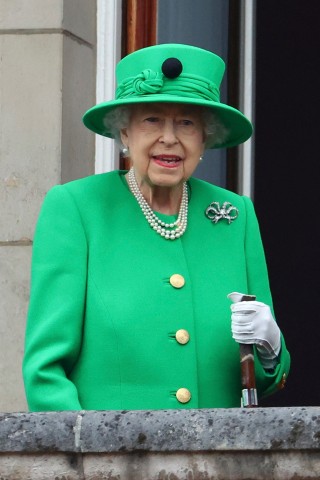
[159,119,179,145]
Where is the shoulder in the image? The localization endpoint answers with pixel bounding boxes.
[63,170,124,195]
[189,176,239,199]
[189,177,253,209]
[37,171,128,226]
[36,170,129,234]
[44,170,126,205]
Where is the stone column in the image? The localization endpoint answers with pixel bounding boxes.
[0,0,97,412]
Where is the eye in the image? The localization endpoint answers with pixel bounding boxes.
[180,119,193,126]
[144,116,160,123]
[176,118,195,127]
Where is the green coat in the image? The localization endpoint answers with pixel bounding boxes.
[23,170,290,411]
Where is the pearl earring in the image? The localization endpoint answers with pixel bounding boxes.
[122,146,129,157]
[199,155,204,161]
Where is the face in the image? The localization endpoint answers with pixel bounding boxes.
[120,103,206,189]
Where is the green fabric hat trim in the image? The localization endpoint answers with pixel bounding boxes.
[83,44,253,149]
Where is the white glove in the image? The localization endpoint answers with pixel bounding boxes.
[228,292,281,369]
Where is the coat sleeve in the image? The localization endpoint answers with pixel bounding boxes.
[242,195,291,398]
[23,185,87,411]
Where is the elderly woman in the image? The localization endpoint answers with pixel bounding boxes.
[23,44,290,411]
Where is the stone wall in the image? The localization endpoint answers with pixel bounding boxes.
[0,0,97,412]
[1,407,320,479]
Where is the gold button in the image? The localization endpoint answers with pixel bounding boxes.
[176,388,191,403]
[175,329,190,345]
[170,274,185,289]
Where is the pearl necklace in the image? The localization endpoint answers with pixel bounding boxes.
[128,167,188,240]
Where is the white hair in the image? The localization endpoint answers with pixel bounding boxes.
[202,108,229,148]
[102,106,130,146]
[102,104,229,150]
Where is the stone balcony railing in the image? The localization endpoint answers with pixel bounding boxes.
[1,407,320,479]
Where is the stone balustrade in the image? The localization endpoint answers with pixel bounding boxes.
[1,406,320,479]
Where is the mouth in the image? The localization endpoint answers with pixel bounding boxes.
[152,154,182,168]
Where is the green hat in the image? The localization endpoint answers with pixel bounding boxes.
[82,43,253,149]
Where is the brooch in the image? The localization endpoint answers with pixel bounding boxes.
[205,201,239,224]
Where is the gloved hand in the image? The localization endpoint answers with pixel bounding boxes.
[228,292,281,369]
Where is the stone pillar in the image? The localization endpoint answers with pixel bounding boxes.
[0,0,96,412]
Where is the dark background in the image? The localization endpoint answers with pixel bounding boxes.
[254,2,319,406]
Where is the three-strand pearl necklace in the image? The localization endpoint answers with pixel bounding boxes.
[128,167,188,240]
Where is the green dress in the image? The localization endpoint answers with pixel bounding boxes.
[23,170,290,411]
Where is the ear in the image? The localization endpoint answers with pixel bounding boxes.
[120,128,129,146]
[202,128,207,146]
[200,137,206,155]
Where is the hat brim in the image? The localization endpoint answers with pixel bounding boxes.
[82,95,253,149]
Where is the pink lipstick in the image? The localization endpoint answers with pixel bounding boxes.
[152,155,182,168]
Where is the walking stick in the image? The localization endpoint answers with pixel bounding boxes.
[239,294,258,408]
